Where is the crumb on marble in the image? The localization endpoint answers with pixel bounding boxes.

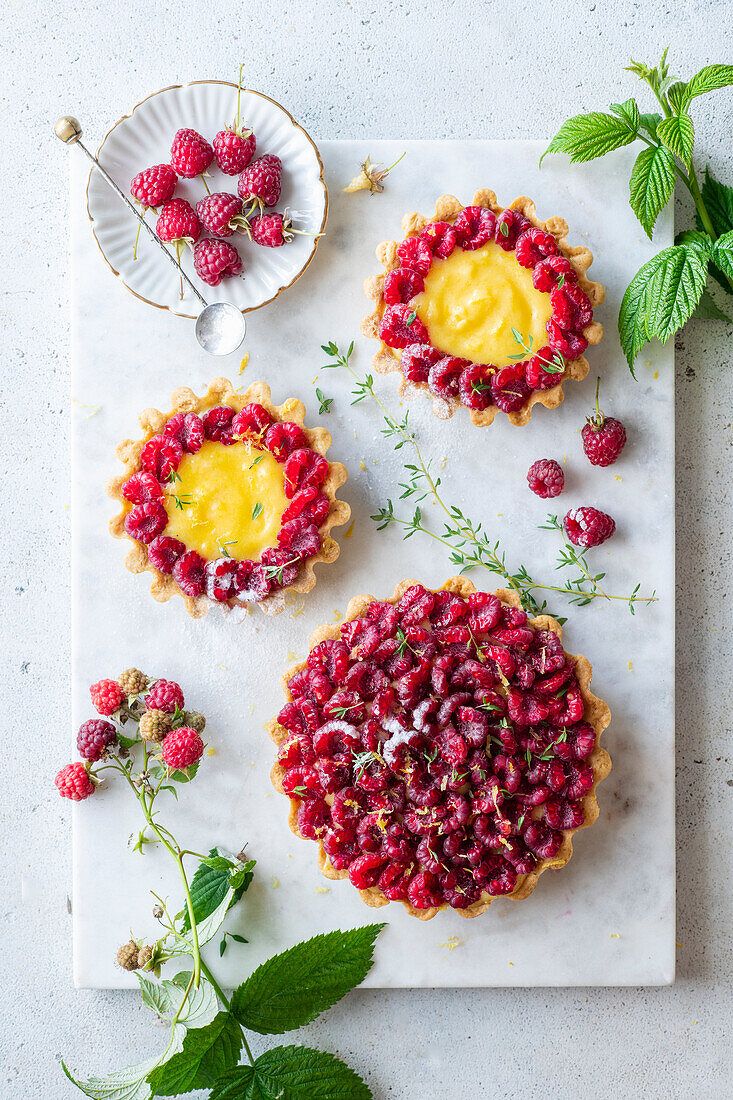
[344,520,355,538]
[359,460,366,471]
[239,354,249,374]
[439,936,460,952]
[628,660,633,671]
[271,877,279,889]
[332,609,343,621]
[315,886,331,894]
[610,932,621,939]
[207,748,215,757]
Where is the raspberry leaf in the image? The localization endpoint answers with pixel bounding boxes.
[540,111,638,165]
[146,1011,242,1095]
[178,848,254,934]
[711,230,733,281]
[686,64,733,99]
[137,971,219,1028]
[210,1046,371,1100]
[628,144,676,238]
[61,1025,185,1100]
[608,97,641,131]
[230,924,385,1034]
[657,112,695,167]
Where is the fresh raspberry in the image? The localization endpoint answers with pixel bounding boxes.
[551,283,593,330]
[160,727,204,770]
[77,719,117,761]
[195,193,246,238]
[348,852,388,889]
[490,365,530,413]
[563,507,616,548]
[205,558,239,602]
[533,255,577,293]
[260,547,300,588]
[278,516,322,558]
[125,501,167,544]
[264,421,307,460]
[235,560,271,602]
[281,486,330,527]
[420,221,457,258]
[193,239,242,287]
[379,304,429,349]
[237,154,282,207]
[203,405,236,443]
[526,347,564,390]
[515,227,558,268]
[284,448,329,496]
[55,762,95,801]
[90,678,125,716]
[173,550,207,597]
[145,679,184,713]
[428,356,469,401]
[164,412,204,454]
[396,236,433,275]
[139,709,172,743]
[141,435,182,481]
[458,363,494,410]
[527,459,564,499]
[148,535,186,574]
[399,343,443,385]
[130,164,177,209]
[232,403,271,437]
[546,320,588,360]
[452,206,496,250]
[116,941,140,970]
[494,209,530,250]
[121,471,163,504]
[155,198,201,248]
[250,212,304,247]
[581,380,627,466]
[213,128,256,174]
[382,267,425,305]
[170,128,214,178]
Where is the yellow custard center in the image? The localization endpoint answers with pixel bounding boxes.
[413,240,553,365]
[163,439,288,561]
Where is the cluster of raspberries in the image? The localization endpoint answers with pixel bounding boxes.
[122,401,331,605]
[130,123,301,288]
[54,673,206,801]
[379,207,595,415]
[274,584,596,912]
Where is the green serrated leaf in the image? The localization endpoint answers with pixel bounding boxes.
[179,850,250,934]
[230,924,384,1035]
[628,144,676,238]
[674,229,713,254]
[711,229,733,280]
[208,1066,257,1100]
[213,1045,372,1100]
[609,97,640,131]
[657,113,694,166]
[666,81,690,114]
[541,111,637,165]
[61,1026,185,1100]
[638,112,663,140]
[117,732,139,750]
[692,287,733,322]
[146,1012,242,1096]
[686,64,733,99]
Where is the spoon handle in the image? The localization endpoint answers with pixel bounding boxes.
[55,116,208,308]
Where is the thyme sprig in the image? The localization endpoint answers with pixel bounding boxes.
[508,328,565,373]
[322,341,657,620]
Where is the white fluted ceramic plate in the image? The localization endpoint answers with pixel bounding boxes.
[86,81,328,318]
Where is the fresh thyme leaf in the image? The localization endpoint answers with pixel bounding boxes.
[315,387,334,414]
[252,502,264,521]
[248,454,264,469]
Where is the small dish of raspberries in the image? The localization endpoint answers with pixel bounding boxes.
[87,74,327,318]
[268,578,611,919]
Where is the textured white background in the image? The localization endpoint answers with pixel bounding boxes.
[2,1,732,1097]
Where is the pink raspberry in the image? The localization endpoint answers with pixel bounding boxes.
[260,547,301,588]
[232,403,271,437]
[527,459,564,499]
[563,507,616,548]
[526,347,564,390]
[213,128,256,174]
[195,193,245,238]
[546,320,588,360]
[173,551,207,598]
[121,471,163,504]
[264,421,307,460]
[383,267,425,305]
[155,198,201,248]
[164,412,204,454]
[130,164,177,209]
[170,128,214,178]
[582,381,627,467]
[145,679,184,714]
[283,448,329,496]
[428,356,468,401]
[160,727,204,770]
[458,363,494,410]
[420,221,457,258]
[399,343,443,385]
[55,762,95,801]
[140,435,182,481]
[515,227,558,268]
[148,535,185,574]
[124,501,167,544]
[396,236,433,275]
[193,239,242,287]
[494,209,530,249]
[237,153,282,207]
[203,405,236,443]
[281,487,330,527]
[235,560,270,602]
[452,206,496,250]
[551,283,593,330]
[77,719,117,761]
[379,304,429,349]
[205,558,239,602]
[533,255,577,293]
[490,365,530,413]
[277,516,322,558]
[90,679,125,716]
[250,213,301,247]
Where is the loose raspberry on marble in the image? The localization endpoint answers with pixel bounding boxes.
[284,448,329,496]
[494,209,530,249]
[148,535,186,574]
[173,551,207,598]
[428,356,469,401]
[420,221,457,258]
[527,458,564,499]
[490,365,530,413]
[563,507,616,548]
[130,164,177,209]
[170,128,214,178]
[125,501,168,544]
[55,762,96,801]
[399,343,444,385]
[232,403,271,438]
[458,363,494,410]
[77,719,117,762]
[452,206,496,250]
[195,193,245,238]
[379,303,429,349]
[515,227,558,268]
[90,679,125,716]
[203,405,236,444]
[237,153,282,207]
[383,267,425,305]
[122,471,164,505]
[193,239,242,287]
[396,236,433,275]
[264,421,307,460]
[163,412,204,454]
[581,379,627,467]
[145,679,184,714]
[160,727,204,770]
[141,435,182,482]
[533,255,577,293]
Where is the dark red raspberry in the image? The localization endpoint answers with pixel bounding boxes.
[164,412,204,454]
[141,435,182,481]
[261,547,300,588]
[526,347,564,390]
[213,128,256,175]
[349,853,388,889]
[524,821,562,859]
[379,304,429,349]
[545,797,585,830]
[284,448,329,496]
[238,154,282,206]
[533,255,577,292]
[494,209,530,249]
[161,727,204,770]
[55,762,95,801]
[148,535,186,574]
[125,501,168,544]
[232,403,271,437]
[546,321,588,360]
[420,221,457,258]
[551,283,593,330]
[490,365,530,413]
[193,239,242,287]
[77,719,117,761]
[399,343,443,385]
[527,459,564,499]
[581,380,627,466]
[453,206,496,250]
[205,558,239,602]
[195,193,246,238]
[407,870,442,909]
[563,507,616,548]
[264,422,307,460]
[515,227,558,268]
[281,487,330,527]
[130,164,177,209]
[173,551,207,597]
[145,679,184,713]
[90,679,125,716]
[155,198,201,248]
[122,471,163,504]
[235,560,271,602]
[428,356,468,400]
[282,765,321,800]
[203,405,236,443]
[396,236,433,276]
[170,128,213,178]
[383,267,425,305]
[458,364,494,410]
[278,517,322,558]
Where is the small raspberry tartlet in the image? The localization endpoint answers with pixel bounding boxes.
[268,577,611,919]
[362,191,605,426]
[108,378,350,618]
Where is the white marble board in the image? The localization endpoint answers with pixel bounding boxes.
[71,140,675,988]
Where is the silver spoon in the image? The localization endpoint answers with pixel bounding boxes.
[55,116,246,356]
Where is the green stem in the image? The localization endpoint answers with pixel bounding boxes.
[199,957,256,1067]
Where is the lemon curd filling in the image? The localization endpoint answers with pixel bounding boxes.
[413,240,554,365]
[163,439,288,561]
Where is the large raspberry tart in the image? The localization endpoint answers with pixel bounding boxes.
[268,578,611,919]
[108,378,350,617]
[362,191,605,426]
